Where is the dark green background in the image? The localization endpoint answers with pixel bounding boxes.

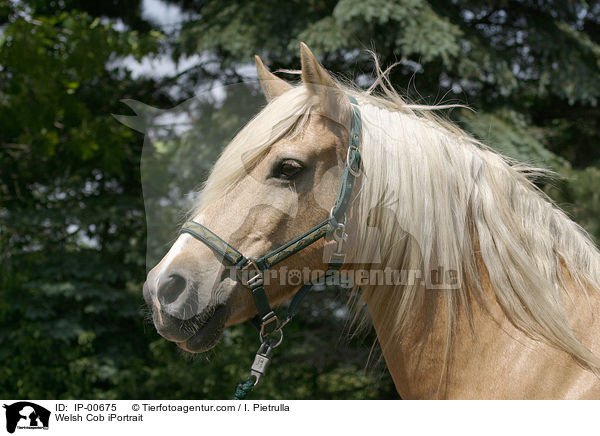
[1,0,599,399]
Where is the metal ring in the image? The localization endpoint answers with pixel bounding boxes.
[259,327,284,348]
[333,223,347,242]
[329,206,348,225]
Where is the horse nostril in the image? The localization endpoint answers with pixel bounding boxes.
[157,273,187,306]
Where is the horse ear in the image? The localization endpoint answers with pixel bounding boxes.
[299,42,346,117]
[255,55,293,102]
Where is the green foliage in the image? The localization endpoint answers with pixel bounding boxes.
[459,108,565,169]
[546,166,600,243]
[175,0,600,241]
[1,0,600,400]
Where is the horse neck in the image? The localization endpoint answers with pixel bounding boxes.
[362,253,600,399]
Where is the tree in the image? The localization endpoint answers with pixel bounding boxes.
[171,0,600,237]
[0,0,396,399]
[0,2,163,398]
[1,0,599,399]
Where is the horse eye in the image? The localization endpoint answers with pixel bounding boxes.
[277,159,304,180]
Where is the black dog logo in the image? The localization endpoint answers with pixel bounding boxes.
[3,402,50,433]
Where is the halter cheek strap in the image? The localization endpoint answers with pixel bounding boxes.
[179,96,362,385]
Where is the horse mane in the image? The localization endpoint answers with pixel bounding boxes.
[192,58,600,375]
[345,61,600,375]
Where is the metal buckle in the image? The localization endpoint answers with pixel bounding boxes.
[332,223,348,255]
[238,258,263,287]
[346,145,361,177]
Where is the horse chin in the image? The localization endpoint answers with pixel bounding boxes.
[176,304,229,353]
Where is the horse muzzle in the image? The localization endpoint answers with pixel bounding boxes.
[143,274,232,352]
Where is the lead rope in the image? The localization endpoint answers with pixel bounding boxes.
[229,293,300,399]
[232,379,255,400]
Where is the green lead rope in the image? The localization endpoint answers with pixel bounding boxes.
[232,378,255,400]
[232,269,348,400]
[232,283,315,400]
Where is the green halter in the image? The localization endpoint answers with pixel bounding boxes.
[180,96,362,389]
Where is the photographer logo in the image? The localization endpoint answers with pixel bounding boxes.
[3,402,50,433]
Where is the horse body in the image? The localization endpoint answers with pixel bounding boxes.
[143,43,600,399]
[371,260,600,399]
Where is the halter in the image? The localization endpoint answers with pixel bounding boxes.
[180,96,362,395]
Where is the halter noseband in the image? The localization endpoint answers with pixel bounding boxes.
[179,96,362,389]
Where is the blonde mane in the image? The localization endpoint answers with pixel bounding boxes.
[193,65,600,375]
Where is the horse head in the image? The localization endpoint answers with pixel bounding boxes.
[143,43,354,353]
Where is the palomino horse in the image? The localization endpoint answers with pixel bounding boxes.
[143,43,600,399]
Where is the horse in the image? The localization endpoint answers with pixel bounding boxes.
[142,42,600,399]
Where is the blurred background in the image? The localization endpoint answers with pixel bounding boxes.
[1,0,599,399]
